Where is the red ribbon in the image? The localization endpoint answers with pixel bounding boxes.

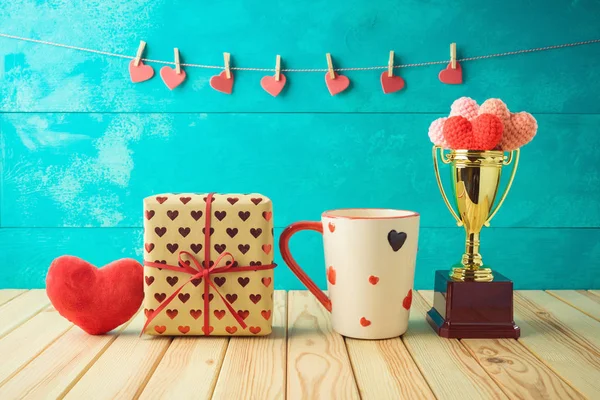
[142,192,276,335]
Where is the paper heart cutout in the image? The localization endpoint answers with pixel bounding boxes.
[450,97,479,120]
[325,72,350,96]
[428,117,450,147]
[210,70,234,94]
[260,74,287,97]
[160,66,186,90]
[129,60,154,83]
[444,114,503,150]
[380,72,405,94]
[438,62,463,85]
[46,256,143,335]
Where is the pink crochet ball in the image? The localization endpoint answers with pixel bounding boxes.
[450,97,479,120]
[502,112,537,150]
[428,117,449,147]
[479,99,511,123]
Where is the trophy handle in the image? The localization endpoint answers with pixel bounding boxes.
[432,145,463,227]
[484,148,520,227]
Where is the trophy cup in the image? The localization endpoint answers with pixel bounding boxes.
[425,146,521,339]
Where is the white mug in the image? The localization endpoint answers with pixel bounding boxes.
[280,208,420,339]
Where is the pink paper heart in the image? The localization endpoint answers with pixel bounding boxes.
[260,74,286,97]
[450,97,479,120]
[325,72,350,96]
[428,117,450,147]
[129,60,154,83]
[438,62,462,85]
[210,71,234,94]
[160,66,186,90]
[380,72,405,94]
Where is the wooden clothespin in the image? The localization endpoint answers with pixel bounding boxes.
[174,48,181,74]
[326,53,335,79]
[388,50,394,77]
[134,40,146,67]
[275,55,281,81]
[224,52,231,79]
[450,43,457,69]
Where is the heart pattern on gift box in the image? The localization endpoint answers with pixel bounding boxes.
[143,193,275,336]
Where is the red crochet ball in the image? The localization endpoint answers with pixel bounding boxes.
[46,256,144,335]
[472,113,504,150]
[443,116,473,149]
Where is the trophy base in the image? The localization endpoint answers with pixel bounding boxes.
[426,270,520,339]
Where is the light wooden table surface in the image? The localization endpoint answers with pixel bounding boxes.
[0,289,598,399]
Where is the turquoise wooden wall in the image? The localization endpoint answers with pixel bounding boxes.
[1,0,599,290]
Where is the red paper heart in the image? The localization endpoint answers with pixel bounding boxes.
[260,74,287,97]
[46,256,143,335]
[325,72,350,96]
[210,70,234,94]
[129,60,154,83]
[160,66,186,90]
[438,62,463,85]
[380,72,405,94]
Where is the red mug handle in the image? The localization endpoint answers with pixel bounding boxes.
[279,221,332,312]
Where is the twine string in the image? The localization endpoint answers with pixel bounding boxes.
[1,32,598,73]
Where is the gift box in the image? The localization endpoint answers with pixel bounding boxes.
[142,193,275,336]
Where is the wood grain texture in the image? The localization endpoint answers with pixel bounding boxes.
[0,289,49,338]
[419,290,585,399]
[63,312,172,400]
[2,227,600,291]
[1,0,599,113]
[3,113,600,230]
[518,291,600,351]
[548,290,600,321]
[287,290,359,400]
[514,291,600,398]
[0,320,130,399]
[139,337,229,400]
[0,307,72,386]
[212,290,287,400]
[0,289,26,306]
[346,337,435,399]
[404,292,508,399]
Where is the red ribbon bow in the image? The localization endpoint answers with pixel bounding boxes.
[142,192,276,336]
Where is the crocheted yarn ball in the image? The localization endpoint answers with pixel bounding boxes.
[450,97,479,120]
[471,114,504,150]
[428,117,449,147]
[443,116,473,149]
[479,99,511,123]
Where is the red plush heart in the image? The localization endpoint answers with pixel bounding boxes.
[210,70,234,94]
[129,60,154,83]
[160,66,186,90]
[46,256,143,335]
[438,62,463,85]
[325,72,350,96]
[260,74,287,97]
[380,72,405,94]
[443,114,503,150]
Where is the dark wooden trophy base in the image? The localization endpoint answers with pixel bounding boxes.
[426,270,520,339]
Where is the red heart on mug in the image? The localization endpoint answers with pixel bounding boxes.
[46,256,144,335]
[129,60,154,83]
[438,62,463,85]
[261,74,287,97]
[380,72,405,94]
[160,66,186,90]
[210,70,234,94]
[325,72,350,96]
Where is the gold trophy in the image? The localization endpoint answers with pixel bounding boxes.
[426,146,521,339]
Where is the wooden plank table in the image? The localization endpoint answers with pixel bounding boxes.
[0,289,598,399]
